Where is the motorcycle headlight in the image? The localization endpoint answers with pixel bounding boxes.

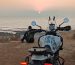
[49,24,55,31]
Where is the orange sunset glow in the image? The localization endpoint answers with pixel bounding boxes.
[0,0,75,13]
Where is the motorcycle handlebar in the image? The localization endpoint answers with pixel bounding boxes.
[32,25,71,34]
[57,26,71,31]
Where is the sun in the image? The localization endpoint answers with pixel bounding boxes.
[38,11,41,14]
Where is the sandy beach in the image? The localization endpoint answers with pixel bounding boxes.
[0,31,75,65]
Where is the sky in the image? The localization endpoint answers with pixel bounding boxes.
[0,0,75,29]
[0,0,75,17]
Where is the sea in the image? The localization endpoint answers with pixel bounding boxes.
[0,17,75,31]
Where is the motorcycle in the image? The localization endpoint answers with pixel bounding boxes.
[20,17,71,65]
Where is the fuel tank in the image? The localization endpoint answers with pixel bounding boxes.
[39,35,62,53]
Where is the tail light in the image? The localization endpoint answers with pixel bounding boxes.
[20,62,28,65]
[44,63,52,65]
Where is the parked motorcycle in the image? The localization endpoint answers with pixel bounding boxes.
[20,17,71,65]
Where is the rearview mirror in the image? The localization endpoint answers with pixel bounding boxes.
[31,21,36,26]
[59,17,69,27]
[63,17,69,23]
